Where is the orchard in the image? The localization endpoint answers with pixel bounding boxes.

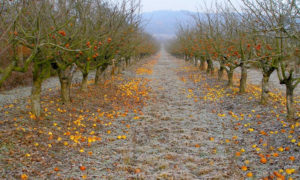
[0,0,158,117]
[168,0,299,120]
[0,0,299,179]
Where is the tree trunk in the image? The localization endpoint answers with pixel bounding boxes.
[218,65,225,81]
[227,70,234,87]
[121,61,126,71]
[31,77,42,117]
[60,79,70,104]
[200,59,206,71]
[261,73,271,105]
[111,60,116,75]
[125,58,130,68]
[103,69,107,81]
[286,85,295,120]
[206,59,214,74]
[95,66,105,85]
[117,62,122,74]
[194,57,198,67]
[184,55,188,61]
[239,64,247,93]
[81,72,88,92]
[58,65,76,104]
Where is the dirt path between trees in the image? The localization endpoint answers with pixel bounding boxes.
[93,50,240,179]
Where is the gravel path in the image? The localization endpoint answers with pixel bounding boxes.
[85,50,239,179]
[124,50,236,179]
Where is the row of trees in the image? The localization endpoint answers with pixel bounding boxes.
[0,0,159,117]
[167,0,299,120]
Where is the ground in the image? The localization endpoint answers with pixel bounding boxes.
[0,50,299,179]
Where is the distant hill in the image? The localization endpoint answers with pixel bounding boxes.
[142,10,197,41]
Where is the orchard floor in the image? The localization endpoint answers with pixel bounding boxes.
[1,50,299,179]
[105,50,238,179]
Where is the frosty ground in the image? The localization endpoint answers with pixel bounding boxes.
[0,50,299,179]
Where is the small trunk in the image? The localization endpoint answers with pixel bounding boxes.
[95,67,101,85]
[200,59,206,71]
[206,59,214,74]
[227,70,234,87]
[117,62,122,74]
[31,63,44,117]
[60,79,71,104]
[121,61,126,71]
[239,64,247,93]
[81,72,88,92]
[95,66,105,85]
[111,66,116,75]
[194,57,198,67]
[184,55,188,61]
[31,78,42,117]
[186,55,190,62]
[111,60,116,75]
[286,85,295,120]
[58,66,75,104]
[218,66,225,81]
[125,58,130,68]
[261,73,271,105]
[103,70,107,81]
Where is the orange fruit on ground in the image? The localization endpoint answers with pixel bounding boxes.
[246,172,253,177]
[235,152,241,157]
[135,168,141,173]
[241,166,247,171]
[54,167,60,171]
[289,156,295,161]
[258,153,264,158]
[79,166,86,171]
[273,171,282,178]
[21,174,28,180]
[260,157,267,164]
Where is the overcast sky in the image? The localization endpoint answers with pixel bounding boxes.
[141,0,242,12]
